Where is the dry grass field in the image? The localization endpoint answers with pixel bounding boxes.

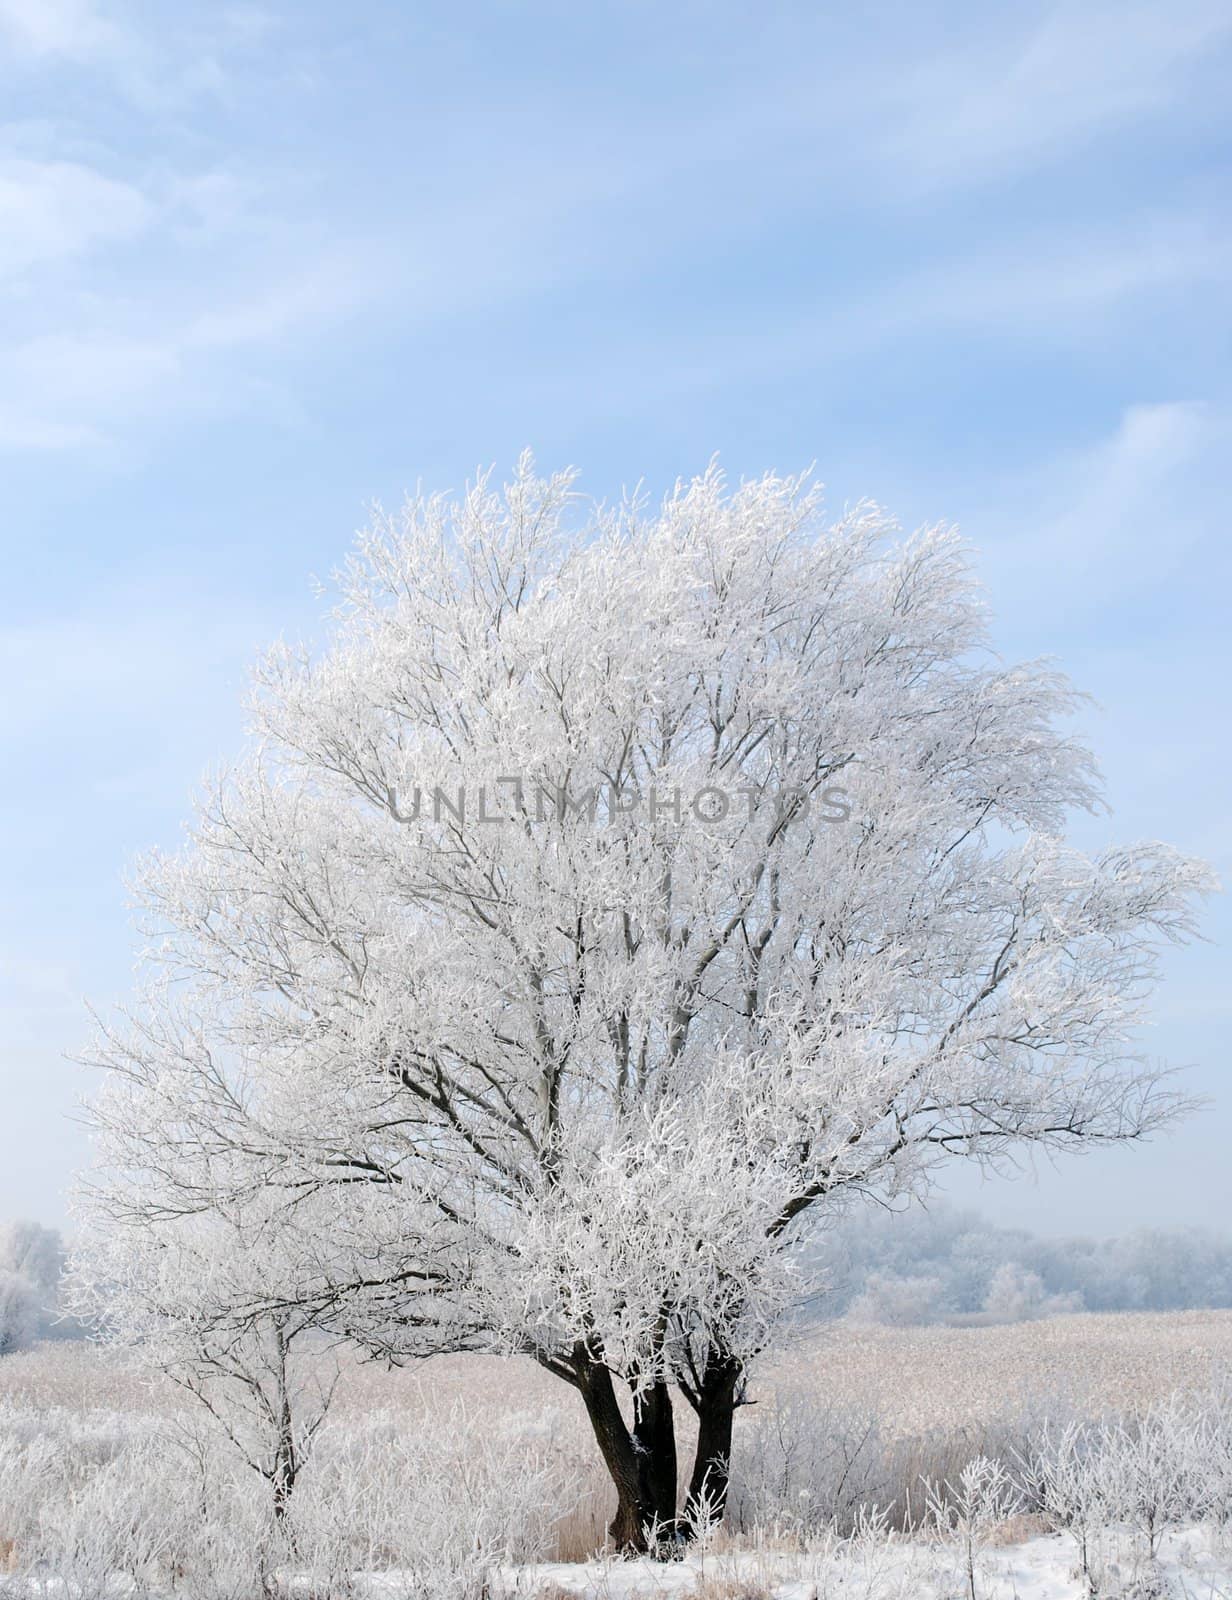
[762,1308,1232,1435]
[5,1308,1229,1432]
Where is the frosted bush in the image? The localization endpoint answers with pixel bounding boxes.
[1201,1376,1232,1537]
[982,1263,1083,1323]
[846,1273,945,1328]
[924,1455,1020,1600]
[1021,1391,1229,1588]
[0,1396,568,1599]
[1020,1419,1119,1594]
[0,1278,37,1360]
[3,1341,1232,1594]
[1102,1401,1213,1558]
[727,1382,902,1535]
[286,1401,570,1596]
[0,1402,267,1599]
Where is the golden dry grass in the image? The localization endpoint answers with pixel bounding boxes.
[319,1309,1232,1438]
[759,1308,1232,1437]
[8,1309,1226,1433]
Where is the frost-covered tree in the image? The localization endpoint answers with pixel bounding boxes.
[0,1270,38,1356]
[76,459,1213,1549]
[981,1263,1081,1323]
[0,1221,64,1301]
[846,1270,946,1327]
[71,1188,339,1521]
[0,1222,67,1349]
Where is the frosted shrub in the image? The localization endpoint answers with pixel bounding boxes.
[20,1443,214,1598]
[0,1277,37,1360]
[4,1342,1231,1594]
[1022,1419,1121,1594]
[1022,1394,1226,1585]
[0,1402,268,1599]
[286,1402,569,1597]
[1201,1376,1232,1538]
[727,1384,894,1535]
[846,1273,945,1328]
[925,1455,1020,1600]
[726,1375,1047,1539]
[0,1397,566,1599]
[1103,1401,1213,1558]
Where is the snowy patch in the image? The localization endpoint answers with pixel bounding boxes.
[496,1528,1232,1600]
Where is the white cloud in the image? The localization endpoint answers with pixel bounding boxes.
[884,216,1230,332]
[0,0,1227,460]
[1031,401,1218,547]
[1035,402,1218,546]
[0,241,378,451]
[588,1,1232,208]
[0,0,125,62]
[0,156,150,278]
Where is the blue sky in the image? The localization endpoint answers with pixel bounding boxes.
[0,0,1228,1235]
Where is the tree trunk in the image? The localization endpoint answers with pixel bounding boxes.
[269,1319,297,1526]
[682,1353,742,1533]
[574,1354,654,1553]
[631,1379,679,1538]
[271,1409,297,1524]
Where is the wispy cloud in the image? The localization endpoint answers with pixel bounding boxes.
[0,154,149,278]
[1,0,1229,461]
[0,0,127,62]
[0,236,383,451]
[856,212,1231,338]
[976,400,1231,621]
[528,207,1231,415]
[870,1,1232,191]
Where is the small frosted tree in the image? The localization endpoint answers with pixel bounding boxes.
[77,458,1212,1549]
[71,1190,340,1522]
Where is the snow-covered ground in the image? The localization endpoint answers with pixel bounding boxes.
[5,1532,1226,1600]
[497,1528,1232,1599]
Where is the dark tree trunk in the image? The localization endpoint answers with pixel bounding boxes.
[631,1379,679,1537]
[271,1384,297,1524]
[268,1319,298,1527]
[271,1463,294,1524]
[682,1352,743,1533]
[574,1354,654,1552]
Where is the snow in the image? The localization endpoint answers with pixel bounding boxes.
[493,1528,1232,1599]
[3,1528,1229,1598]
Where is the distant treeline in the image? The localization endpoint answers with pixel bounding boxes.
[5,1207,1230,1353]
[802,1203,1232,1326]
